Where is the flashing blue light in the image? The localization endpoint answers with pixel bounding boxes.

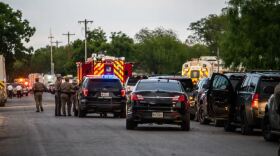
[102,75,118,79]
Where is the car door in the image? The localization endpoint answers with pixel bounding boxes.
[207,73,234,118]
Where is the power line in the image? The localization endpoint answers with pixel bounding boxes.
[62,32,75,45]
[78,19,93,62]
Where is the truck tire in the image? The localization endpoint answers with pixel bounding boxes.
[241,110,252,135]
[181,112,190,131]
[262,113,278,142]
[126,119,137,130]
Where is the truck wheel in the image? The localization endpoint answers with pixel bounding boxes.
[181,112,190,131]
[126,119,137,130]
[262,114,278,141]
[198,107,210,125]
[241,111,252,135]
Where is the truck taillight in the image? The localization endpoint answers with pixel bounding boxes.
[131,93,144,101]
[121,89,126,97]
[83,88,89,97]
[251,93,259,109]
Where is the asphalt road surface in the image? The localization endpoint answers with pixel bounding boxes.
[0,94,278,156]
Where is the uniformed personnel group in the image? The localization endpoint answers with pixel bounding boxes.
[32,75,78,116]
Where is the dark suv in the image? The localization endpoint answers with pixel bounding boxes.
[204,72,280,134]
[76,75,126,118]
[149,76,194,118]
[126,79,190,130]
[197,73,245,126]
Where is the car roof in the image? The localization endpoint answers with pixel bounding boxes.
[85,75,120,80]
[246,72,280,77]
[139,79,180,84]
[149,75,192,80]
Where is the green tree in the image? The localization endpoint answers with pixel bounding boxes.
[221,0,280,69]
[187,14,228,52]
[107,31,135,60]
[0,2,35,80]
[135,28,188,74]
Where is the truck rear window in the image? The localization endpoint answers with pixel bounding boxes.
[86,79,122,90]
[136,82,182,92]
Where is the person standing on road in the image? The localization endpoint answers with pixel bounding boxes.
[60,77,74,116]
[7,84,13,99]
[16,84,22,98]
[71,79,79,116]
[54,75,62,116]
[32,78,47,112]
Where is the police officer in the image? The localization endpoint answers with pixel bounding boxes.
[32,78,47,112]
[71,79,79,116]
[60,77,74,116]
[54,75,62,116]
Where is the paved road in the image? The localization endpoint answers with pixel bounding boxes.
[0,94,278,156]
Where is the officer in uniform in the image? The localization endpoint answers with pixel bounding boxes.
[32,78,47,112]
[71,79,79,116]
[54,75,62,116]
[60,77,74,116]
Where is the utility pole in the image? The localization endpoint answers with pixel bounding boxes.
[78,19,93,62]
[48,31,54,75]
[62,32,75,45]
[52,40,62,48]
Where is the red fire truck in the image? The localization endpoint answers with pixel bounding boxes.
[76,54,133,84]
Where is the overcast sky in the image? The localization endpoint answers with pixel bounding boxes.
[3,0,227,50]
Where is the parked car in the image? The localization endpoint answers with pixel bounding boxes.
[193,78,210,121]
[197,73,246,127]
[75,75,126,118]
[201,72,280,135]
[262,94,280,141]
[149,76,195,119]
[126,79,190,131]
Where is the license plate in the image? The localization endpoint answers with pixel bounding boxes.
[152,112,163,118]
[101,92,109,97]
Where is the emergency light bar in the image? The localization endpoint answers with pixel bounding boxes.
[85,75,118,79]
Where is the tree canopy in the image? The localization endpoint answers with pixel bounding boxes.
[0,2,35,80]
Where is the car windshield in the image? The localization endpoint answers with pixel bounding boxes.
[86,79,122,90]
[229,76,244,91]
[136,81,182,92]
[259,76,280,96]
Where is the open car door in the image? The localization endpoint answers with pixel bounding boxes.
[207,73,234,119]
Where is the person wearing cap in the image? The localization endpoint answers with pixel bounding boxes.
[71,79,79,116]
[32,78,47,112]
[60,77,74,116]
[54,75,62,116]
